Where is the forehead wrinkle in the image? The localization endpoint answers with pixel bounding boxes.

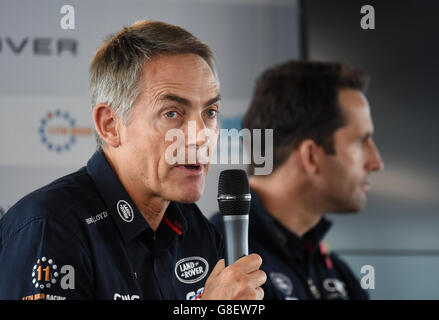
[146,80,220,110]
[143,54,216,87]
[136,55,219,110]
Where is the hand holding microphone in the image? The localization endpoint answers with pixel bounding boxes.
[202,170,266,300]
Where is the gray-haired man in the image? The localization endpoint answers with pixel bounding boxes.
[0,20,265,300]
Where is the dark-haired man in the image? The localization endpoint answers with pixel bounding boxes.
[211,61,383,300]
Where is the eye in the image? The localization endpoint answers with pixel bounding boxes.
[205,109,218,118]
[164,111,178,119]
[362,135,372,144]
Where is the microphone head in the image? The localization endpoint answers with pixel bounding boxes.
[217,169,251,216]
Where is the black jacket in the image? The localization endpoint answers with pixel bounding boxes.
[0,150,223,300]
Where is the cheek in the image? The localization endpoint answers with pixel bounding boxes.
[332,155,365,194]
[128,129,156,157]
[325,155,355,190]
[344,147,366,179]
[125,124,167,173]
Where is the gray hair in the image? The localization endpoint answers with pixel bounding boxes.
[89,20,218,149]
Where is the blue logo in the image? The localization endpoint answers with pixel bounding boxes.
[38,110,91,153]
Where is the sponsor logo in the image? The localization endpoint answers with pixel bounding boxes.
[113,293,140,300]
[186,287,204,300]
[32,256,75,291]
[175,256,209,284]
[116,200,134,223]
[22,293,66,300]
[0,37,78,56]
[323,278,348,299]
[38,109,92,153]
[32,257,60,290]
[85,211,108,225]
[269,272,293,296]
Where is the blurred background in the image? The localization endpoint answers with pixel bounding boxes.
[0,0,438,299]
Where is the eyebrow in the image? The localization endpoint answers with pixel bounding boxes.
[159,93,221,108]
[205,94,221,107]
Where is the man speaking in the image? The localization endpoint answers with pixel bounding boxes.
[0,20,266,300]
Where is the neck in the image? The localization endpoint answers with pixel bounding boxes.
[104,149,169,231]
[131,193,170,232]
[250,172,324,238]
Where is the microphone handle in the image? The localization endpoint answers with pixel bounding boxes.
[222,214,249,266]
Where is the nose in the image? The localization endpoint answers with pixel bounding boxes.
[185,116,209,148]
[365,139,384,172]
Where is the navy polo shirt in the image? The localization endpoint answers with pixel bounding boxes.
[210,190,368,300]
[0,150,223,300]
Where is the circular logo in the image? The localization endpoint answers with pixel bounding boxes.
[116,200,134,223]
[38,109,92,153]
[269,272,293,296]
[32,257,60,290]
[39,110,76,153]
[323,278,348,298]
[175,257,209,284]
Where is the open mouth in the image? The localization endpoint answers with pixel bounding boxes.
[175,164,203,175]
[184,164,201,170]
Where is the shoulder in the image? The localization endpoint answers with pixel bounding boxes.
[209,212,222,228]
[329,252,355,276]
[329,252,369,300]
[0,167,99,246]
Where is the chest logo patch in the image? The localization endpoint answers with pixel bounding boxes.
[323,278,348,299]
[117,200,134,223]
[269,272,294,296]
[175,256,209,284]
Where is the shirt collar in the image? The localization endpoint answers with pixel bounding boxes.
[250,189,332,254]
[152,201,189,252]
[86,150,189,244]
[86,150,149,243]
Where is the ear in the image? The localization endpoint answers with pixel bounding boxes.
[92,104,121,148]
[298,139,325,175]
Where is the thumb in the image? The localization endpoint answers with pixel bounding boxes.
[209,258,225,278]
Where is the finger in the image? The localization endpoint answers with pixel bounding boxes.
[247,269,267,288]
[255,287,264,300]
[229,253,262,274]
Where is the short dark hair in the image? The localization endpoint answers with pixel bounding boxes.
[243,60,369,175]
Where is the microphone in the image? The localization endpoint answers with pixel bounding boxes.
[217,169,251,266]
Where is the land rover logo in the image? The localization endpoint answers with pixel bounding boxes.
[175,257,209,284]
[116,200,134,223]
[269,272,293,296]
